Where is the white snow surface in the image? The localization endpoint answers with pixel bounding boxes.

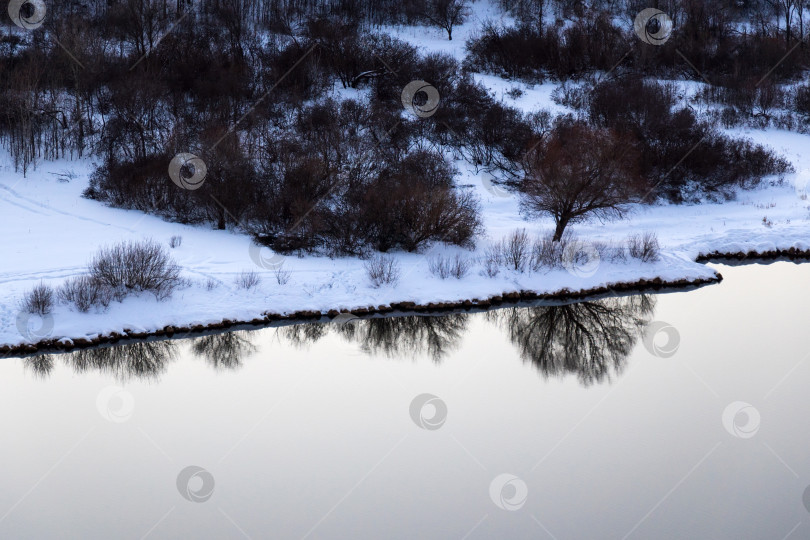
[2,125,808,348]
[2,7,810,347]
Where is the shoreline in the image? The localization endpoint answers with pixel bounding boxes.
[1,274,720,358]
[5,247,810,359]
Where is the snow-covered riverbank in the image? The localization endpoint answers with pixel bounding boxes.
[2,124,809,352]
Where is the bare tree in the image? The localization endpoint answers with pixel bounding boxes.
[520,122,644,241]
[421,0,470,40]
[796,0,810,44]
[766,0,800,46]
[191,331,256,370]
[487,295,656,386]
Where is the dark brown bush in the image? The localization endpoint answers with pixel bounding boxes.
[627,232,660,263]
[21,282,55,316]
[589,78,792,202]
[58,275,113,312]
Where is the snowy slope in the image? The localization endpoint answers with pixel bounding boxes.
[2,126,808,350]
[1,2,809,349]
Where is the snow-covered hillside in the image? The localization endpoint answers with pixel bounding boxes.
[1,3,809,351]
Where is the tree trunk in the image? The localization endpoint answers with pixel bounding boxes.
[552,216,569,242]
[538,0,544,36]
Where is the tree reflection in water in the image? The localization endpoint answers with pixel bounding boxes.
[278,323,330,349]
[66,340,178,382]
[24,354,55,379]
[18,294,655,384]
[336,315,468,362]
[191,331,256,370]
[488,295,656,386]
[21,330,256,381]
[278,314,469,362]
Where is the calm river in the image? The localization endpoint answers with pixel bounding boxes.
[2,262,809,539]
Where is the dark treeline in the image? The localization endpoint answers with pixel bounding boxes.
[3,0,493,254]
[0,0,798,253]
[473,0,810,85]
[472,1,810,130]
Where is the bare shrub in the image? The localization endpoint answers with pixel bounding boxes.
[500,229,531,272]
[50,169,77,183]
[274,265,292,285]
[530,231,630,269]
[364,254,400,288]
[428,255,449,278]
[482,244,502,277]
[89,240,182,300]
[428,254,471,279]
[235,270,261,290]
[530,233,562,270]
[594,240,627,263]
[58,275,113,312]
[169,235,182,249]
[21,282,54,315]
[448,255,471,279]
[506,86,524,99]
[205,278,219,291]
[627,232,660,263]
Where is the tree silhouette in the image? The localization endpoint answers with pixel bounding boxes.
[488,295,656,386]
[191,330,256,370]
[278,313,469,362]
[66,340,177,381]
[520,122,644,241]
[336,314,468,362]
[24,355,55,379]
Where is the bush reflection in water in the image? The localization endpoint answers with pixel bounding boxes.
[21,294,655,386]
[280,314,469,362]
[22,331,255,381]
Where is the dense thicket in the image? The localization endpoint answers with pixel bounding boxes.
[469,0,810,86]
[0,0,800,253]
[587,78,792,202]
[2,1,500,254]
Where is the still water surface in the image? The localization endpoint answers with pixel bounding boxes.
[2,262,809,539]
